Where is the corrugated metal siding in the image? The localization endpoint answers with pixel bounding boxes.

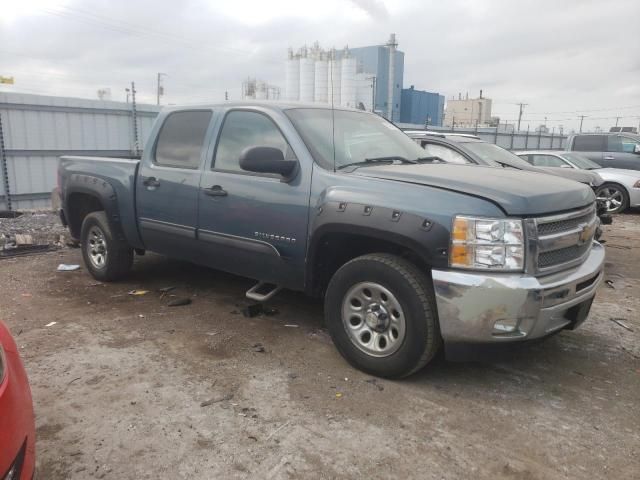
[0,92,160,210]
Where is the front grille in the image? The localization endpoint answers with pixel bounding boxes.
[534,205,597,274]
[537,211,594,236]
[538,243,591,268]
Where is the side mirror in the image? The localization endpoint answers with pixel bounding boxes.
[239,146,298,180]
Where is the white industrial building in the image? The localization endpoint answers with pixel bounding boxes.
[285,36,403,118]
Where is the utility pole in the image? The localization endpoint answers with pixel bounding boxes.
[225,91,228,101]
[125,87,130,103]
[578,115,587,133]
[131,82,140,157]
[614,116,621,127]
[156,73,167,105]
[516,103,528,132]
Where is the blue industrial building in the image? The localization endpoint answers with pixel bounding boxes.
[346,42,404,122]
[400,86,445,126]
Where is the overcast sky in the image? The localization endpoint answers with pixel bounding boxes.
[1,0,639,132]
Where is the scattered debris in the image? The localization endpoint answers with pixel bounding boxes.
[605,280,615,289]
[284,324,299,328]
[15,234,34,245]
[158,286,176,293]
[21,293,32,298]
[0,210,23,219]
[335,392,343,398]
[128,289,149,296]
[287,372,298,380]
[167,297,191,307]
[252,343,265,353]
[200,393,234,407]
[247,435,258,441]
[365,378,384,391]
[610,318,633,332]
[265,421,290,441]
[243,303,264,317]
[241,303,279,317]
[57,264,80,272]
[45,321,57,327]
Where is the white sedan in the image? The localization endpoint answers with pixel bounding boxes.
[517,150,640,213]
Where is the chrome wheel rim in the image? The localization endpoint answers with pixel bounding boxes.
[596,187,624,213]
[341,282,406,357]
[87,226,107,269]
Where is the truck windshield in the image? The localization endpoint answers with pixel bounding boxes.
[285,108,427,170]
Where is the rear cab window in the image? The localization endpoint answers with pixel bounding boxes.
[572,135,604,152]
[154,110,213,169]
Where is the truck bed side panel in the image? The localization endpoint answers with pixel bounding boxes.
[59,156,144,249]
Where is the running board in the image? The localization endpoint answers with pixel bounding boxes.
[246,282,282,302]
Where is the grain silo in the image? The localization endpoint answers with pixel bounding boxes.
[340,48,357,108]
[285,49,300,101]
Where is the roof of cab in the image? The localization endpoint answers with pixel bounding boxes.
[159,101,367,113]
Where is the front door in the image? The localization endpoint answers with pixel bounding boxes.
[136,110,213,258]
[197,108,310,288]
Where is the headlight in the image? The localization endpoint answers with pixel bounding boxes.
[633,180,640,188]
[450,216,525,271]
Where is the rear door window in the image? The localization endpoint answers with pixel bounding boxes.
[572,135,604,151]
[154,110,213,169]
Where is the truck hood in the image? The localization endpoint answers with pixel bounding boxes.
[353,163,594,216]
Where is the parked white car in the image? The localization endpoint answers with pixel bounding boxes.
[517,150,640,213]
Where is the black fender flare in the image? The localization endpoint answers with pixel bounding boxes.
[304,200,451,294]
[63,173,126,242]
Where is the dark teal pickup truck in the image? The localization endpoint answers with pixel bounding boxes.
[58,103,604,378]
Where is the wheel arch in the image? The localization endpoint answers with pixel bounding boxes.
[63,174,124,242]
[305,223,448,297]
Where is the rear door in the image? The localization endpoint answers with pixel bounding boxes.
[603,135,640,170]
[136,109,213,258]
[196,108,311,288]
[570,135,605,164]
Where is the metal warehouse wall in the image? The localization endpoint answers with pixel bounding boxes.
[0,92,160,211]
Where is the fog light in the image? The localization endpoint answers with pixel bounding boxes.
[493,318,520,334]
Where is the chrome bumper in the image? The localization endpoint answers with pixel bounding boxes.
[432,242,605,344]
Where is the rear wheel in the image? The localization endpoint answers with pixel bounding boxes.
[80,211,133,281]
[596,183,629,214]
[325,253,441,378]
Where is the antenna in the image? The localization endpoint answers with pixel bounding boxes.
[330,49,336,173]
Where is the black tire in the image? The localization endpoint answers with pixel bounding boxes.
[596,183,629,214]
[80,211,133,281]
[324,253,441,378]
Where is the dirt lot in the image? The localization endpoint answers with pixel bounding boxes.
[1,213,639,479]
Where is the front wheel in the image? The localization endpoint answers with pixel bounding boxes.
[324,253,441,378]
[596,183,629,214]
[80,211,133,281]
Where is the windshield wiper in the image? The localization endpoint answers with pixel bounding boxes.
[415,156,445,163]
[337,156,417,170]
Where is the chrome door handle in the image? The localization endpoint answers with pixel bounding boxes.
[204,185,227,197]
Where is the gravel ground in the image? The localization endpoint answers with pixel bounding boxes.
[0,211,638,479]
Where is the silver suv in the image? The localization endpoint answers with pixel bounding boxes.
[567,133,640,170]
